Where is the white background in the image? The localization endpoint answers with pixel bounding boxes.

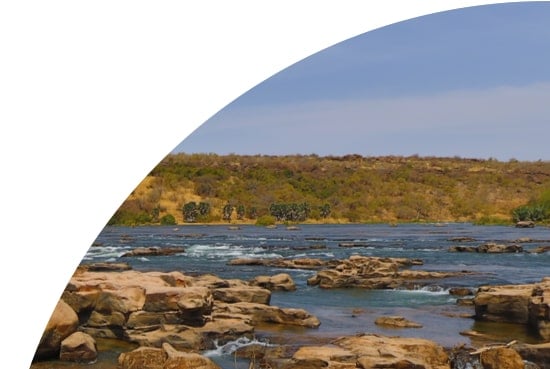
[0,1,517,367]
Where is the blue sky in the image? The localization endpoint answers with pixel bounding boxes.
[173,2,550,161]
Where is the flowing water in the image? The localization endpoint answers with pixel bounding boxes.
[36,223,550,368]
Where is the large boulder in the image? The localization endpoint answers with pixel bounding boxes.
[34,299,79,360]
[59,331,97,362]
[143,286,213,325]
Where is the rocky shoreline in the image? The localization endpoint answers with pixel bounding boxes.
[32,256,550,369]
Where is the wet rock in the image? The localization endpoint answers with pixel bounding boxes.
[516,221,535,228]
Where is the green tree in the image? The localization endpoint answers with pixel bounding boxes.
[183,202,198,223]
[222,204,234,222]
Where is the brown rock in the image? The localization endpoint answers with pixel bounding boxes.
[374,315,423,328]
[214,302,320,328]
[212,286,271,304]
[480,347,525,369]
[86,310,126,327]
[512,342,550,369]
[35,299,79,360]
[118,346,167,369]
[163,342,221,369]
[121,246,186,257]
[474,284,532,323]
[250,273,297,291]
[449,287,474,296]
[335,335,450,369]
[96,286,146,314]
[307,255,466,289]
[59,332,97,362]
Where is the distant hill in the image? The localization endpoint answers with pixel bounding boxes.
[107,153,550,226]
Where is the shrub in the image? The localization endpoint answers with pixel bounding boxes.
[255,215,276,226]
[160,214,176,225]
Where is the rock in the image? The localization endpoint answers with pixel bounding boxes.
[228,257,328,270]
[118,346,167,369]
[516,221,535,228]
[307,255,468,290]
[512,342,550,369]
[449,243,524,253]
[477,243,523,253]
[474,284,532,323]
[529,245,550,254]
[334,334,449,369]
[121,246,186,257]
[448,237,476,242]
[449,287,474,296]
[214,302,321,328]
[480,347,525,369]
[195,318,255,347]
[40,269,319,362]
[212,286,271,304]
[80,262,133,271]
[125,324,204,351]
[374,315,423,328]
[86,310,126,327]
[474,278,550,340]
[448,245,478,252]
[96,286,147,314]
[162,342,221,369]
[35,299,79,360]
[59,332,97,362]
[338,242,369,247]
[250,273,296,291]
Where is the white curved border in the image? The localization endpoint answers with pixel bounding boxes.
[0,1,527,367]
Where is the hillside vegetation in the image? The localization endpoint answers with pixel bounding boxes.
[108,153,550,226]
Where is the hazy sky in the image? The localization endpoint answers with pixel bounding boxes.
[173,2,550,161]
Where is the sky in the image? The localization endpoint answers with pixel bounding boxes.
[173,2,550,161]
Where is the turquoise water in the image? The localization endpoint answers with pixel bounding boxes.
[82,223,550,368]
